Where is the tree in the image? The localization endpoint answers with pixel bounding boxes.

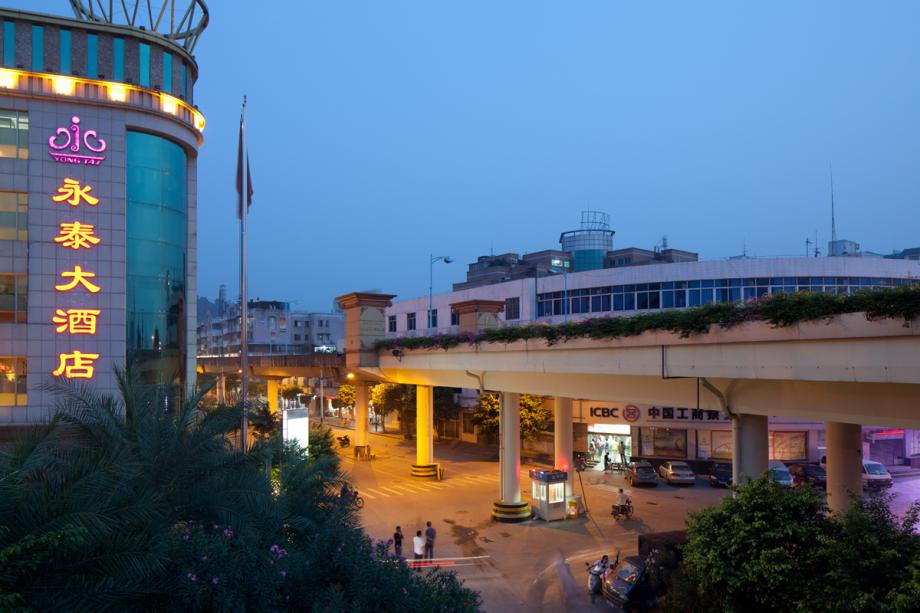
[471,393,551,442]
[370,383,416,439]
[332,382,355,410]
[0,370,481,611]
[519,394,552,439]
[676,476,920,612]
[680,475,827,611]
[434,387,462,437]
[280,384,303,402]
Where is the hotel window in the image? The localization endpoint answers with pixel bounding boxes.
[162,51,172,93]
[0,356,27,407]
[407,312,416,331]
[0,192,27,240]
[0,273,26,323]
[388,315,396,333]
[505,297,520,320]
[450,310,459,326]
[59,29,71,74]
[2,22,13,67]
[429,309,438,329]
[0,111,28,159]
[86,33,98,77]
[112,37,124,82]
[138,42,150,86]
[31,25,43,71]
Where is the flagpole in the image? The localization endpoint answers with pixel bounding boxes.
[240,95,249,451]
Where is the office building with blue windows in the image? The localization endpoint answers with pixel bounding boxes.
[0,5,208,432]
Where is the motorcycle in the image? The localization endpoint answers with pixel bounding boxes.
[341,488,364,509]
[585,559,607,597]
[611,499,633,520]
[337,435,350,448]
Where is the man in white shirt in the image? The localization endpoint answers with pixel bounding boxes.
[412,530,425,566]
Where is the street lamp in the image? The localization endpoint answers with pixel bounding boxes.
[429,254,453,335]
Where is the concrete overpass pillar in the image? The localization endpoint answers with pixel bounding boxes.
[492,392,530,522]
[411,385,438,478]
[732,413,768,484]
[554,397,574,496]
[266,380,279,415]
[826,421,863,513]
[354,382,369,448]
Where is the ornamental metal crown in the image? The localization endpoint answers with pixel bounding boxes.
[68,0,209,53]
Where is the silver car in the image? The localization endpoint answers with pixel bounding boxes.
[658,461,696,485]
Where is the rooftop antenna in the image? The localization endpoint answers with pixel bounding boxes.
[830,164,837,244]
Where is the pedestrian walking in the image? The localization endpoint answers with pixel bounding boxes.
[412,530,425,567]
[424,521,436,560]
[618,439,627,468]
[393,526,404,558]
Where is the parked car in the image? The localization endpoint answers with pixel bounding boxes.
[602,554,656,610]
[818,457,894,491]
[625,461,659,487]
[768,460,794,487]
[708,462,732,487]
[658,461,696,485]
[789,463,827,489]
[862,460,893,490]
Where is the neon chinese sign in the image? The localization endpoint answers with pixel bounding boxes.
[48,115,107,165]
[49,120,106,378]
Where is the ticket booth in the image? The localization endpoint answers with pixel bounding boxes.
[529,468,568,521]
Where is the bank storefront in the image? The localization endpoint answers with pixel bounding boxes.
[574,401,822,468]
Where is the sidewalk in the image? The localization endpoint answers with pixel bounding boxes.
[888,465,920,480]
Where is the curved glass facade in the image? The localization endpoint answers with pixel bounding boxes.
[126,131,187,382]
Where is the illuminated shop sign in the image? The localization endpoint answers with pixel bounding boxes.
[587,404,728,426]
[48,116,107,165]
[50,171,104,379]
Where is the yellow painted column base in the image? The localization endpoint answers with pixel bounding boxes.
[411,463,439,479]
[491,500,531,523]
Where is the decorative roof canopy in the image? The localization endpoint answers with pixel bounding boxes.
[69,0,209,52]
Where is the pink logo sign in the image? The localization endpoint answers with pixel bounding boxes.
[48,116,107,166]
[623,405,641,422]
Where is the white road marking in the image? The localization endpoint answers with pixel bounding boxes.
[363,488,391,498]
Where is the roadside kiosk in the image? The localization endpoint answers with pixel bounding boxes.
[529,468,568,521]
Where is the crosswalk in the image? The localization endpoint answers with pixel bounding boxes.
[358,472,500,500]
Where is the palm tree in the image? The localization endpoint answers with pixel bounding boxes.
[0,369,480,612]
[0,369,348,610]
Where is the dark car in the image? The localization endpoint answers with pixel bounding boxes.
[602,554,656,610]
[789,463,827,489]
[709,462,732,487]
[625,461,659,487]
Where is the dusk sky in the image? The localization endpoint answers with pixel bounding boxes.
[17,1,920,311]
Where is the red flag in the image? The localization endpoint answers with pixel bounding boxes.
[236,118,253,219]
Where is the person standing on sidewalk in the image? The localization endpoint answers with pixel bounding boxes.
[424,521,436,560]
[393,526,404,558]
[412,530,425,567]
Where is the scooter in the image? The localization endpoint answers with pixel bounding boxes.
[586,559,606,597]
[337,435,350,448]
[611,499,633,520]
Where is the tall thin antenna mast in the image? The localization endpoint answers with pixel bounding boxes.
[830,164,837,244]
